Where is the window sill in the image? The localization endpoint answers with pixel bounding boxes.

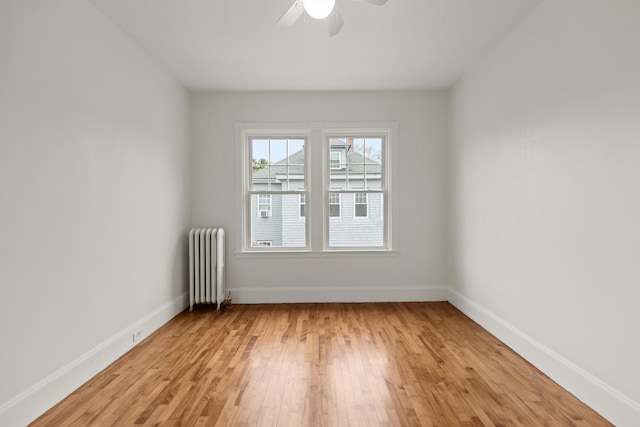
[235,249,399,259]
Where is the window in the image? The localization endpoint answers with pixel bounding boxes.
[327,136,385,248]
[330,151,341,169]
[247,137,306,249]
[240,124,393,252]
[354,193,368,217]
[258,194,271,217]
[299,194,306,218]
[329,192,341,217]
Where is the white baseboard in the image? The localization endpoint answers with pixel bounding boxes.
[448,288,640,427]
[0,292,189,427]
[230,285,448,304]
[10,287,634,426]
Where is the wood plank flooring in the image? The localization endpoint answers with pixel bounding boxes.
[31,303,611,426]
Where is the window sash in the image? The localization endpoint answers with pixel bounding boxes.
[250,137,306,192]
[245,134,309,251]
[325,134,387,249]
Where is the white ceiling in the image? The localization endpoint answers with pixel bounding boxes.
[89,0,542,91]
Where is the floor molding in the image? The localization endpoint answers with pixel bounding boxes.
[230,285,448,304]
[448,288,640,427]
[0,292,188,427]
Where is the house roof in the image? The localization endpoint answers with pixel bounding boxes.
[253,148,381,181]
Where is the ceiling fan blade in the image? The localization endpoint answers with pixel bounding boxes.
[277,0,304,26]
[358,0,388,5]
[325,12,344,37]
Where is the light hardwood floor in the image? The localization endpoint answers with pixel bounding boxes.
[31,303,611,426]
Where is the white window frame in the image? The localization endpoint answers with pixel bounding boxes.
[241,130,310,252]
[323,130,391,251]
[236,122,396,254]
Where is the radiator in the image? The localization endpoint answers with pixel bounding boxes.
[188,228,226,311]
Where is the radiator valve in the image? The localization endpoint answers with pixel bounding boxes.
[221,291,232,309]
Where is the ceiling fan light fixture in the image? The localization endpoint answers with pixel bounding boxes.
[303,0,335,20]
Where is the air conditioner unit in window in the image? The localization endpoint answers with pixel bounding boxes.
[260,210,269,218]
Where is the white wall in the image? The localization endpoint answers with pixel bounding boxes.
[0,1,191,425]
[191,91,447,303]
[448,0,640,424]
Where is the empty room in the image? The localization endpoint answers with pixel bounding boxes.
[1,0,638,425]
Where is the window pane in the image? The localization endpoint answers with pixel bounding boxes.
[270,139,287,163]
[342,138,382,190]
[251,138,305,191]
[287,139,305,190]
[288,166,305,190]
[289,139,305,158]
[364,138,383,164]
[329,193,383,247]
[271,164,287,190]
[363,164,381,189]
[251,194,305,247]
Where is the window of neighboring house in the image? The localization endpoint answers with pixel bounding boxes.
[239,124,393,252]
[329,192,341,217]
[247,136,307,249]
[330,151,341,169]
[354,192,368,217]
[258,194,272,217]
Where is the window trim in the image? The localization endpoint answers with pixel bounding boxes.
[236,122,397,254]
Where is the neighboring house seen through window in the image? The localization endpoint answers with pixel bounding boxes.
[241,125,392,251]
[327,136,384,247]
[248,137,306,248]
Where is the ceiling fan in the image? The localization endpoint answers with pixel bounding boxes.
[277,0,388,37]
